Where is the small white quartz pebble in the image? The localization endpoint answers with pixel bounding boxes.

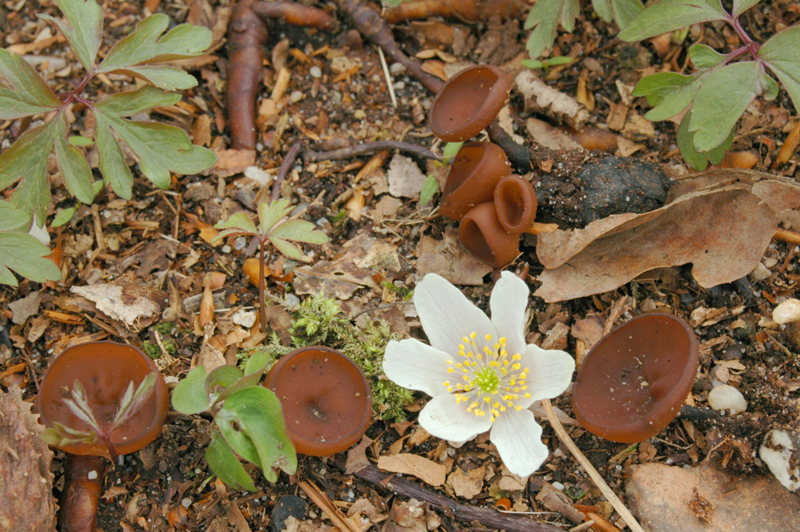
[760,429,800,491]
[87,470,98,480]
[181,498,192,508]
[772,298,800,324]
[310,66,322,78]
[232,309,257,328]
[290,91,303,103]
[708,384,748,414]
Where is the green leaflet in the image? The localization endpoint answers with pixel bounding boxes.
[0,201,31,232]
[97,15,212,90]
[0,122,58,222]
[733,0,761,17]
[206,432,258,492]
[591,0,644,29]
[677,109,734,170]
[0,50,62,119]
[38,0,103,73]
[270,220,329,244]
[215,387,296,483]
[0,232,61,286]
[689,61,774,151]
[419,174,439,206]
[171,366,209,416]
[53,113,95,205]
[258,199,294,234]
[759,25,800,115]
[618,0,727,42]
[525,0,580,60]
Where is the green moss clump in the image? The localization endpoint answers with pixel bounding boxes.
[239,295,414,421]
[153,322,176,334]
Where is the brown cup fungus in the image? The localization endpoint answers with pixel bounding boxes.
[459,202,519,268]
[264,346,371,456]
[494,174,537,233]
[36,341,170,532]
[429,65,512,142]
[440,141,511,220]
[572,313,699,443]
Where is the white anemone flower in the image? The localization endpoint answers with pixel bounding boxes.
[383,272,575,477]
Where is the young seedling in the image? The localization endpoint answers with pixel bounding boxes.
[172,354,296,490]
[212,199,329,333]
[521,56,574,73]
[0,0,216,285]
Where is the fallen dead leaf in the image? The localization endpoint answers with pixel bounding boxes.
[416,227,492,285]
[293,233,378,299]
[71,283,161,331]
[387,154,427,199]
[377,453,446,487]
[448,465,485,499]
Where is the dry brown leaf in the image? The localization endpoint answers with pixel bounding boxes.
[535,183,776,302]
[448,465,485,499]
[209,149,256,178]
[293,234,378,299]
[525,118,581,151]
[416,227,492,285]
[71,283,161,331]
[377,453,446,487]
[345,436,373,474]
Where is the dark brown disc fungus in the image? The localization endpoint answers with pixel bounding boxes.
[440,141,511,220]
[36,341,170,532]
[264,346,371,456]
[459,202,519,268]
[494,174,537,233]
[572,313,699,443]
[429,65,511,142]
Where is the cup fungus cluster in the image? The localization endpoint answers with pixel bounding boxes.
[36,341,170,532]
[264,346,372,456]
[430,65,553,268]
[571,313,699,443]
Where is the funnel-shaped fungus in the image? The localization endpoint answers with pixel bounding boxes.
[36,341,170,532]
[572,313,699,443]
[459,202,519,268]
[440,142,511,220]
[429,65,511,142]
[264,346,371,456]
[494,175,537,233]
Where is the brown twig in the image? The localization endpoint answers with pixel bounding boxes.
[771,119,800,170]
[384,0,520,23]
[336,0,444,94]
[334,460,563,532]
[272,140,304,202]
[303,140,443,163]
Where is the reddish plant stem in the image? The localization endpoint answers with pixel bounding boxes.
[272,140,304,202]
[384,0,519,23]
[336,0,444,94]
[258,238,267,334]
[58,454,107,532]
[303,140,443,162]
[226,1,334,150]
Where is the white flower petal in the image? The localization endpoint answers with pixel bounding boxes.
[414,274,495,355]
[520,344,575,406]
[419,394,493,442]
[491,408,548,477]
[383,339,454,397]
[490,271,529,357]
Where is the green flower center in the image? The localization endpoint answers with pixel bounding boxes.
[443,332,531,422]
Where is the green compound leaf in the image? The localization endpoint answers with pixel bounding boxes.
[97,15,212,90]
[618,0,727,42]
[0,201,32,232]
[678,109,734,170]
[215,387,296,483]
[592,0,644,29]
[689,44,727,69]
[689,61,772,152]
[733,0,761,17]
[93,85,181,117]
[0,232,61,286]
[206,431,258,492]
[53,114,95,205]
[38,0,103,73]
[269,237,303,260]
[759,25,800,115]
[172,366,209,415]
[0,122,58,221]
[93,103,216,191]
[51,207,76,228]
[212,212,258,242]
[524,0,580,60]
[0,50,62,119]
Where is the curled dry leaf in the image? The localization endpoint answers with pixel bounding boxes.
[377,453,446,487]
[534,169,798,302]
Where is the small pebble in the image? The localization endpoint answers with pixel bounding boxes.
[87,470,98,480]
[389,62,405,75]
[772,298,800,324]
[290,91,303,103]
[181,498,192,508]
[552,481,565,491]
[708,384,748,414]
[309,66,322,78]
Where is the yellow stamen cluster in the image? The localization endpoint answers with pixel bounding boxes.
[445,332,531,422]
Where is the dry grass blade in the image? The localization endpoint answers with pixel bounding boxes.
[298,480,360,532]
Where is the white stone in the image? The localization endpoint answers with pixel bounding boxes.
[310,66,322,78]
[749,262,771,282]
[772,298,800,324]
[232,309,257,328]
[760,429,800,491]
[707,384,747,414]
